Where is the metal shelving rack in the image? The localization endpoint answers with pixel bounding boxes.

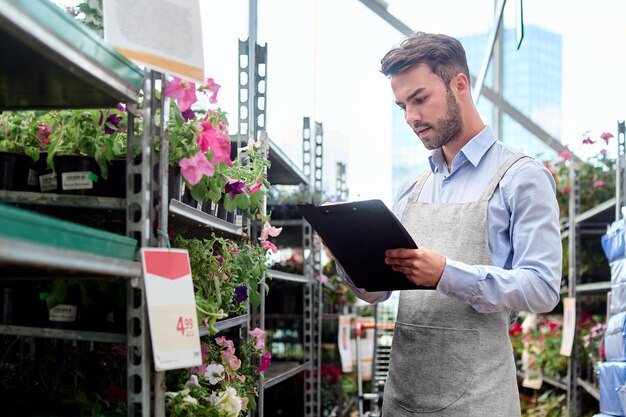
[561,121,626,416]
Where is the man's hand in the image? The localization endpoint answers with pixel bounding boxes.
[384,247,446,287]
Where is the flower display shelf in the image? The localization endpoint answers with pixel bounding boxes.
[198,314,249,336]
[0,0,142,110]
[0,324,126,344]
[0,236,140,279]
[0,203,137,261]
[0,190,126,210]
[576,377,600,401]
[264,361,311,389]
[169,198,243,240]
[268,269,310,284]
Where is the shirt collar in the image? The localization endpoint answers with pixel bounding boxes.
[428,126,496,173]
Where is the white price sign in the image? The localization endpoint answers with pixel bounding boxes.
[141,248,202,371]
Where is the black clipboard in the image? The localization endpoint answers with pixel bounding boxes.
[297,199,434,291]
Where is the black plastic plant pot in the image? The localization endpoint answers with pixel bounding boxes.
[53,154,103,196]
[103,158,127,198]
[0,151,32,191]
[167,164,195,206]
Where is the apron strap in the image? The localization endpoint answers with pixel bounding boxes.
[479,152,529,202]
[409,169,432,203]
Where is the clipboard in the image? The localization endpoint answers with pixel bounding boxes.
[297,199,434,291]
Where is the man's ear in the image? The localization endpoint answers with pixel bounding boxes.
[452,72,471,96]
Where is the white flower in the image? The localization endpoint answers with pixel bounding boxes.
[184,374,201,389]
[204,362,225,385]
[212,387,242,417]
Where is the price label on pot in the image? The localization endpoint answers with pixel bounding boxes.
[141,248,202,371]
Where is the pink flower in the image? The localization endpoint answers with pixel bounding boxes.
[258,351,272,372]
[179,152,214,185]
[593,180,606,188]
[582,137,594,145]
[163,77,197,111]
[316,274,328,284]
[249,327,265,350]
[223,352,241,371]
[205,78,221,104]
[558,149,572,160]
[215,336,235,354]
[261,240,277,253]
[601,132,614,144]
[600,149,608,155]
[248,180,262,194]
[564,185,572,193]
[209,134,232,167]
[258,225,283,241]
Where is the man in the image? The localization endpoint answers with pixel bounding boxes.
[341,32,561,416]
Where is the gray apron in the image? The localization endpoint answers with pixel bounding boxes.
[382,153,525,416]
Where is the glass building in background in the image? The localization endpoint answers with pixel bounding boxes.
[390,25,562,200]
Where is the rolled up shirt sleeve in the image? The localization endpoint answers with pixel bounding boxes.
[436,161,562,314]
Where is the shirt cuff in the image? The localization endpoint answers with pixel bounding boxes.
[436,259,482,303]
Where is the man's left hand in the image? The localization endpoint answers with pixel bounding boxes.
[384,247,446,287]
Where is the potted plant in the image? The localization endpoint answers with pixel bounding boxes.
[0,110,47,191]
[165,330,272,416]
[163,76,270,222]
[45,107,127,196]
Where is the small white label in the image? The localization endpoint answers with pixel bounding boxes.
[39,173,57,192]
[49,304,77,322]
[236,214,243,226]
[62,171,93,190]
[27,169,38,186]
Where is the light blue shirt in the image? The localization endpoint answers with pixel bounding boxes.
[345,126,562,314]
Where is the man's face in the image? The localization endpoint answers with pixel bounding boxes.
[391,64,462,150]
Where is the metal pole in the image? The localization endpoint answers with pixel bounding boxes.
[248,0,257,142]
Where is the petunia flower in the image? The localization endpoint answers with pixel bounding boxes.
[258,351,272,372]
[258,225,283,241]
[249,327,265,350]
[205,78,221,104]
[601,132,614,144]
[248,180,262,194]
[564,185,572,193]
[104,113,124,134]
[558,149,572,160]
[179,151,214,185]
[184,374,201,389]
[582,137,594,145]
[593,180,606,188]
[224,178,245,199]
[234,285,248,303]
[163,77,197,111]
[181,108,195,122]
[260,240,277,253]
[316,274,328,284]
[204,363,225,385]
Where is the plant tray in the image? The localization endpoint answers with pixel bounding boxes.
[0,203,137,260]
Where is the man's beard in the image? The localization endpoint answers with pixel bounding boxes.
[414,89,463,150]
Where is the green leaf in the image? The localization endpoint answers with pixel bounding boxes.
[249,288,261,309]
[189,181,209,204]
[223,195,237,212]
[235,193,251,209]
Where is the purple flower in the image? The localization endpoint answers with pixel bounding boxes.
[182,108,195,122]
[224,179,245,199]
[104,114,124,134]
[234,285,248,303]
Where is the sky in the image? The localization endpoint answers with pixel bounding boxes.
[59,0,626,205]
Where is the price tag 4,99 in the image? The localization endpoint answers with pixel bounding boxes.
[141,248,202,371]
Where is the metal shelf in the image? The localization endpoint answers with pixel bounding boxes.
[0,191,126,210]
[267,138,309,186]
[0,0,142,109]
[544,376,568,391]
[264,361,310,389]
[169,199,244,240]
[0,237,141,278]
[561,197,616,239]
[576,377,599,401]
[268,269,310,284]
[576,281,611,293]
[0,324,126,343]
[199,314,249,336]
